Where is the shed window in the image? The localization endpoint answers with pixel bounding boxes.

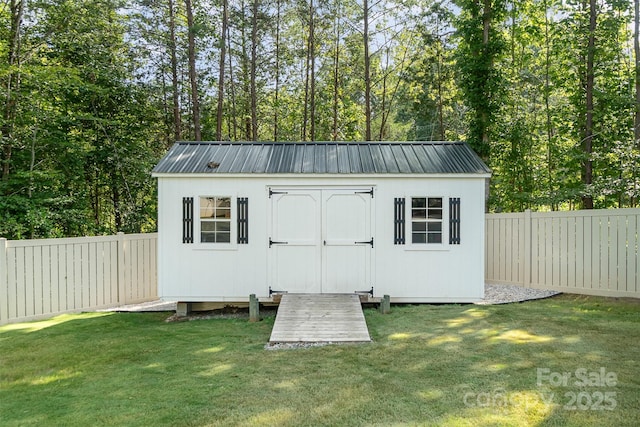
[200,197,231,243]
[411,197,442,244]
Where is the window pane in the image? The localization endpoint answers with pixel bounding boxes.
[201,221,216,231]
[412,198,426,208]
[427,233,442,244]
[412,222,427,232]
[412,209,426,219]
[216,208,231,219]
[201,232,217,243]
[428,198,442,208]
[412,233,426,244]
[427,222,442,232]
[216,221,231,232]
[217,197,231,208]
[428,209,442,220]
[200,197,216,218]
[216,232,231,243]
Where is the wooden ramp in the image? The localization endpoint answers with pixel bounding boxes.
[269,294,371,344]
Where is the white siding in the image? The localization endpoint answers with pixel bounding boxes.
[157,175,486,302]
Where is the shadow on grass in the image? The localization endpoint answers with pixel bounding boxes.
[1,294,638,426]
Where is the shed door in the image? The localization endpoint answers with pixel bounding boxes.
[270,190,322,293]
[322,190,371,293]
[270,188,372,294]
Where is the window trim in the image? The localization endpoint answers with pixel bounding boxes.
[406,196,448,250]
[197,195,235,247]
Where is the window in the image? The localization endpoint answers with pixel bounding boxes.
[200,197,231,243]
[411,197,442,244]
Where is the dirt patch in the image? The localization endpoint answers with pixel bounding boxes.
[165,305,277,322]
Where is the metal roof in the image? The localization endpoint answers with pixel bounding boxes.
[152,141,491,175]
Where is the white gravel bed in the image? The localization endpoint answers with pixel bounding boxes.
[477,283,560,305]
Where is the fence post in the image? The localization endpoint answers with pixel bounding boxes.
[0,238,7,324]
[117,232,127,305]
[523,209,532,288]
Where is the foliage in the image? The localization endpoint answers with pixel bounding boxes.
[1,0,639,238]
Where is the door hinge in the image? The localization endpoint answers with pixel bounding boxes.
[269,188,288,198]
[355,188,374,198]
[355,237,374,248]
[269,237,288,248]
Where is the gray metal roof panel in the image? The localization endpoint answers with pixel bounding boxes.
[152,141,491,175]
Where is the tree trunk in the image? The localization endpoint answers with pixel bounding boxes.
[216,0,228,141]
[302,2,311,142]
[185,0,201,141]
[227,22,238,141]
[273,0,281,141]
[363,0,371,141]
[634,0,640,147]
[544,0,555,209]
[240,1,251,140]
[480,0,492,157]
[582,0,596,209]
[168,0,181,142]
[309,0,316,141]
[250,0,259,141]
[2,0,24,180]
[332,4,341,141]
[436,37,445,140]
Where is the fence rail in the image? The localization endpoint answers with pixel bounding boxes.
[486,208,640,298]
[0,233,157,325]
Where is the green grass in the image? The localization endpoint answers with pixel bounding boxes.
[1,294,639,426]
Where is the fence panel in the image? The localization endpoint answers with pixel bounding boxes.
[486,209,640,298]
[0,233,158,325]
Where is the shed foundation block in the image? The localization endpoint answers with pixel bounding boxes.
[249,294,260,322]
[380,295,391,314]
[176,302,192,317]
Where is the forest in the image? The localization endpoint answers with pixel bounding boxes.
[1,0,639,239]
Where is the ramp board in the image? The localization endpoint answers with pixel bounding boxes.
[269,294,371,344]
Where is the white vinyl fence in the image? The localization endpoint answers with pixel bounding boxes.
[486,208,640,298]
[0,233,157,325]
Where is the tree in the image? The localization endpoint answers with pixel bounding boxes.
[455,0,506,163]
[635,0,640,147]
[581,0,597,209]
[1,0,24,180]
[216,0,228,140]
[185,0,201,140]
[169,0,182,142]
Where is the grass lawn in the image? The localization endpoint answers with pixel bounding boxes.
[1,294,639,426]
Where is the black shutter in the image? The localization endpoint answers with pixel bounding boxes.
[237,197,249,244]
[394,197,405,245]
[183,197,194,244]
[449,197,461,245]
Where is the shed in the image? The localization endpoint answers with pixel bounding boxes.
[152,141,491,304]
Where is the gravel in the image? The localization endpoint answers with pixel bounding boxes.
[476,284,561,305]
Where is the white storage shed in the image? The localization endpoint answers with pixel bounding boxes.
[152,141,491,304]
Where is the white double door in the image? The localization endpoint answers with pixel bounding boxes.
[270,188,373,294]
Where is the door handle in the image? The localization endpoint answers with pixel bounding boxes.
[354,238,374,248]
[269,238,288,248]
